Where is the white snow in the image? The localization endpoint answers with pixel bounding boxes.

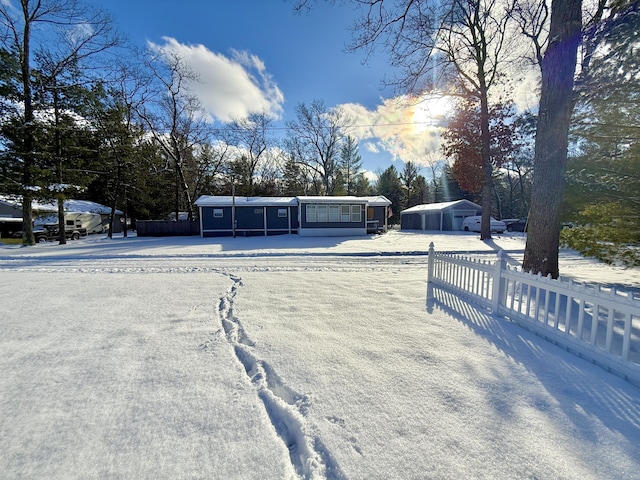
[1,230,639,479]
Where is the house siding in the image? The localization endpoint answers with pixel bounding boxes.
[196,196,389,238]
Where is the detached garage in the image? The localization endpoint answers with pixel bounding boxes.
[400,200,481,231]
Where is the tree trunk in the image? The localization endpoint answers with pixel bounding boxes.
[479,87,493,240]
[20,1,35,246]
[57,195,67,245]
[523,0,582,278]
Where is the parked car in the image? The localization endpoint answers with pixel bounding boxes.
[14,222,87,243]
[462,215,507,233]
[504,218,528,232]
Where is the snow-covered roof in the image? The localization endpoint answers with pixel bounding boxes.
[296,196,368,204]
[195,195,388,207]
[63,200,122,215]
[401,200,480,214]
[0,195,57,212]
[0,195,122,215]
[359,195,392,206]
[195,196,298,207]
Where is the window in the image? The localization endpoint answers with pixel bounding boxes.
[341,205,351,222]
[213,209,223,218]
[351,205,361,223]
[306,204,317,222]
[329,205,340,222]
[317,205,328,222]
[278,208,287,218]
[306,203,363,223]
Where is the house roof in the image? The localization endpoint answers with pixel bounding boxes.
[195,196,298,207]
[296,196,369,204]
[195,195,391,207]
[401,200,481,214]
[360,195,392,206]
[0,195,122,215]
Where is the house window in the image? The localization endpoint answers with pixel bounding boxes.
[341,205,351,222]
[329,205,340,222]
[213,209,223,218]
[306,203,362,223]
[351,205,361,223]
[317,205,328,222]
[278,208,287,218]
[306,204,317,222]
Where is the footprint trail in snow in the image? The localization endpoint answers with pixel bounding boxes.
[214,270,347,480]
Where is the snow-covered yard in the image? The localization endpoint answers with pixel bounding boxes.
[1,231,639,479]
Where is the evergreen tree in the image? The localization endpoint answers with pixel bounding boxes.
[556,0,640,266]
[399,161,427,209]
[338,135,362,195]
[0,0,119,245]
[374,165,402,223]
[352,173,371,196]
[281,153,308,196]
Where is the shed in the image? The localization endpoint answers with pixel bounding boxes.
[196,196,299,237]
[400,200,481,231]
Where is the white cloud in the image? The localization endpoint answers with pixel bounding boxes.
[362,169,378,182]
[149,37,284,123]
[339,94,449,167]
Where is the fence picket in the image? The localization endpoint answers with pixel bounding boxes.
[426,244,640,386]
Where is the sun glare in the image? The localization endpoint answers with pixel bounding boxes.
[412,95,453,130]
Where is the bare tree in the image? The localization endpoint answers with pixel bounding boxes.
[422,152,445,202]
[0,0,120,245]
[285,100,350,195]
[227,113,274,196]
[135,50,211,221]
[297,0,517,238]
[89,60,155,238]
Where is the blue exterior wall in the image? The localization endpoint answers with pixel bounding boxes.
[236,206,265,231]
[265,205,298,233]
[200,204,298,237]
[201,206,232,234]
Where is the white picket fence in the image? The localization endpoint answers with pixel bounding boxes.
[426,243,640,386]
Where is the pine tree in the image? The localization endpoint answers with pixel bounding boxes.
[375,165,403,223]
[338,135,362,195]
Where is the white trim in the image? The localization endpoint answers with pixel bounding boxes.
[298,227,366,237]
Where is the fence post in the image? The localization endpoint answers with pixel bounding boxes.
[426,242,435,310]
[492,250,506,313]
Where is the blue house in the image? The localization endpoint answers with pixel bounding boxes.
[195,195,391,237]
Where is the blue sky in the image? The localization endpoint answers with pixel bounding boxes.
[104,0,451,177]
